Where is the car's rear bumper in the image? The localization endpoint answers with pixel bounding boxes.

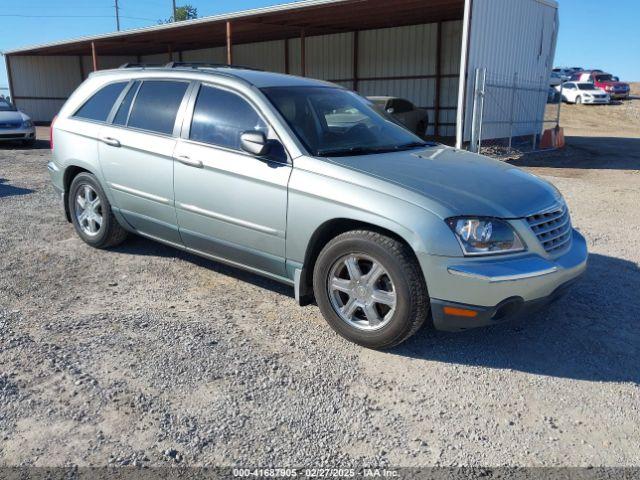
[424,230,588,331]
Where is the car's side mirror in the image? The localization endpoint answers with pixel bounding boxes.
[240,131,269,156]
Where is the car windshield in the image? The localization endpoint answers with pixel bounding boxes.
[595,75,613,82]
[577,84,597,91]
[0,98,16,111]
[261,86,428,157]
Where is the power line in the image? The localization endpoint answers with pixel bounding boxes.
[0,13,155,20]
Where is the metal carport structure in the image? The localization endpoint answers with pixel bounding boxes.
[2,0,558,148]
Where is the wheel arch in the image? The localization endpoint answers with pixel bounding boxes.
[296,218,426,306]
[62,165,94,222]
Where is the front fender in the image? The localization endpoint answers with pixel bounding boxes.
[285,166,462,266]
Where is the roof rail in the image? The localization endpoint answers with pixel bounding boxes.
[118,63,164,69]
[164,61,262,71]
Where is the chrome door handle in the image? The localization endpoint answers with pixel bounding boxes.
[101,137,121,148]
[176,155,203,168]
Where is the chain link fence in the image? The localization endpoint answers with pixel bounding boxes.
[469,68,562,158]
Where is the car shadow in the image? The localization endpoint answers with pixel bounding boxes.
[117,234,639,384]
[0,138,50,150]
[510,136,640,170]
[113,235,294,298]
[0,178,35,198]
[393,253,640,384]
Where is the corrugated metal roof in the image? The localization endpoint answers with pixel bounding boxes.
[3,0,465,56]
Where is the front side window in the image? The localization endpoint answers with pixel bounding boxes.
[189,85,267,150]
[74,82,128,122]
[262,86,425,157]
[127,80,189,135]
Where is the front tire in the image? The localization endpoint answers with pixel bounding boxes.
[68,172,128,249]
[313,230,429,349]
[575,96,582,105]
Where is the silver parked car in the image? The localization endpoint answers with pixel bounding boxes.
[368,96,429,136]
[0,96,36,146]
[48,65,588,349]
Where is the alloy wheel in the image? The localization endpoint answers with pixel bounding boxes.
[327,254,397,331]
[75,184,103,237]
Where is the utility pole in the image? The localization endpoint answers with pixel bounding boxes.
[172,0,177,22]
[114,0,120,31]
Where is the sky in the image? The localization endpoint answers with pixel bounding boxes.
[1,0,639,93]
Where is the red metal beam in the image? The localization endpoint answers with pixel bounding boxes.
[91,41,98,71]
[226,21,233,64]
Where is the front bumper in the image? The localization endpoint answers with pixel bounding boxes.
[424,230,588,331]
[609,92,629,100]
[582,96,609,104]
[0,127,36,142]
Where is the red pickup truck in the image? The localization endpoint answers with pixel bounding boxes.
[570,71,630,100]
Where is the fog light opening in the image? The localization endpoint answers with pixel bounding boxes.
[491,298,523,321]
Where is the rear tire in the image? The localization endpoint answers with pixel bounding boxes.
[313,230,429,349]
[68,172,128,249]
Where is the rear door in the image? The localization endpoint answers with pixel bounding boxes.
[173,82,292,277]
[98,79,192,244]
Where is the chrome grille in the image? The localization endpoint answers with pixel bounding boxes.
[526,204,572,254]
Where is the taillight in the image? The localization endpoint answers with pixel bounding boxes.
[50,115,57,150]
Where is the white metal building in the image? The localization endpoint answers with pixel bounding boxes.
[2,0,558,147]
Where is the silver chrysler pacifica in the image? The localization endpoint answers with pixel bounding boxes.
[48,64,588,349]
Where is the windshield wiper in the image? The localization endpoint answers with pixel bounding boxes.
[316,146,396,157]
[392,141,437,151]
[317,141,438,157]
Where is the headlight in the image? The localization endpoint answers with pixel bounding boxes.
[446,217,526,256]
[22,120,33,128]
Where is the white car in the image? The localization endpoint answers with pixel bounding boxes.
[0,96,36,145]
[556,82,610,105]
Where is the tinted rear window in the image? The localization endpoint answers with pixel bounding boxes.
[74,82,127,122]
[127,80,189,135]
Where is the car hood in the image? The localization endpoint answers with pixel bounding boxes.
[0,110,24,123]
[326,146,561,218]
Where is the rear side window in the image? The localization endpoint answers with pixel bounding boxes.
[391,99,414,113]
[127,80,189,135]
[74,82,127,122]
[113,81,140,126]
[189,85,267,150]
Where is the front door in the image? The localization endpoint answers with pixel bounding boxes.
[173,83,291,278]
[98,79,191,244]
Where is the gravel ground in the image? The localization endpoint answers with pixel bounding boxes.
[0,127,639,469]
